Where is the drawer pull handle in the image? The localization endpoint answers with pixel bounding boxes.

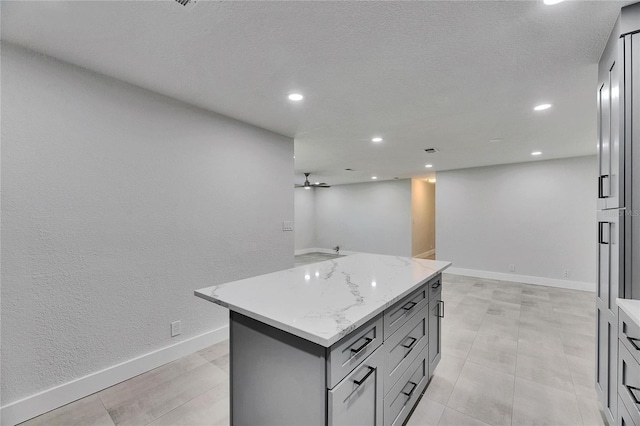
[350,337,373,355]
[598,222,610,245]
[401,381,418,398]
[401,336,417,349]
[438,301,445,318]
[431,281,441,289]
[353,366,375,386]
[599,175,610,198]
[627,336,640,351]
[402,301,417,311]
[626,385,640,405]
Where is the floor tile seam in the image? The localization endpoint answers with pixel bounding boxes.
[509,318,521,426]
[440,405,495,426]
[101,353,212,410]
[138,375,223,426]
[95,392,118,426]
[109,361,224,424]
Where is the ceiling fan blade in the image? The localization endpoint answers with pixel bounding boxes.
[313,184,331,188]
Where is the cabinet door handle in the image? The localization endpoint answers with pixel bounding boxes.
[401,381,418,398]
[438,301,445,318]
[350,337,373,355]
[627,336,640,351]
[599,175,610,198]
[353,366,375,386]
[431,281,441,289]
[626,385,640,405]
[401,336,417,349]
[402,301,417,311]
[598,222,610,245]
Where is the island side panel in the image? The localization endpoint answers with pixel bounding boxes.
[230,311,327,426]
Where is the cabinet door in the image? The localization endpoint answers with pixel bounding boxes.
[628,32,640,300]
[596,210,623,425]
[428,295,442,377]
[597,36,624,210]
[328,347,384,426]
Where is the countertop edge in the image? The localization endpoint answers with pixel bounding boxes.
[617,298,640,327]
[195,260,451,347]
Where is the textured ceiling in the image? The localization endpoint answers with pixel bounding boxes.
[1,0,633,185]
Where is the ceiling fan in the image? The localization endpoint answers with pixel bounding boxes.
[295,173,331,189]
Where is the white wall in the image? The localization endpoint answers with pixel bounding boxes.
[313,180,412,256]
[436,156,597,288]
[294,188,315,251]
[411,179,436,257]
[1,43,294,409]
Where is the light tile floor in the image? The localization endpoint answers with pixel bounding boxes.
[21,260,604,426]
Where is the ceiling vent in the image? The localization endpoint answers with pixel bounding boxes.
[424,148,439,154]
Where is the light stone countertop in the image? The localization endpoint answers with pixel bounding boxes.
[617,298,640,327]
[195,253,451,347]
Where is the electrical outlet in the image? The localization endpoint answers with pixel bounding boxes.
[509,264,515,272]
[171,320,181,337]
[563,269,571,278]
[282,221,293,231]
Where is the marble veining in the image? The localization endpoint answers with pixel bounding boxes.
[195,253,450,347]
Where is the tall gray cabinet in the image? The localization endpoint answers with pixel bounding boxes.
[596,4,640,424]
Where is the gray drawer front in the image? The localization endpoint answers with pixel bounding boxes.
[327,314,383,389]
[383,345,429,426]
[619,396,639,426]
[428,274,442,301]
[619,343,640,426]
[384,305,429,396]
[383,282,428,340]
[328,346,384,426]
[620,307,640,365]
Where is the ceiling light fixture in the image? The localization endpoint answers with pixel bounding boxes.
[371,176,378,180]
[428,179,436,183]
[425,164,433,168]
[288,93,304,101]
[372,137,383,143]
[531,151,542,156]
[534,103,552,111]
[543,0,564,5]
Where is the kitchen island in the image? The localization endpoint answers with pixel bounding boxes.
[195,253,451,426]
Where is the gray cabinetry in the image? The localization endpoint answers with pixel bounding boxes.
[228,273,443,425]
[428,296,442,377]
[618,306,640,426]
[596,210,622,424]
[597,4,640,424]
[329,347,384,426]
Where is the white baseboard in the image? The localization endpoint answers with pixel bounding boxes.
[413,249,436,259]
[445,267,595,292]
[295,247,361,256]
[0,326,229,426]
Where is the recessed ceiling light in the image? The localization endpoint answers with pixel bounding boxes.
[489,138,503,143]
[372,137,383,143]
[371,176,378,180]
[288,93,303,101]
[428,178,436,183]
[534,103,552,111]
[532,151,542,156]
[425,164,433,168]
[543,0,564,5]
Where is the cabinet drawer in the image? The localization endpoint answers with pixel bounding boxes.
[428,274,442,302]
[620,308,640,365]
[383,282,428,340]
[384,305,429,396]
[328,346,384,426]
[383,345,429,426]
[619,396,639,426]
[618,343,640,426]
[327,314,383,389]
